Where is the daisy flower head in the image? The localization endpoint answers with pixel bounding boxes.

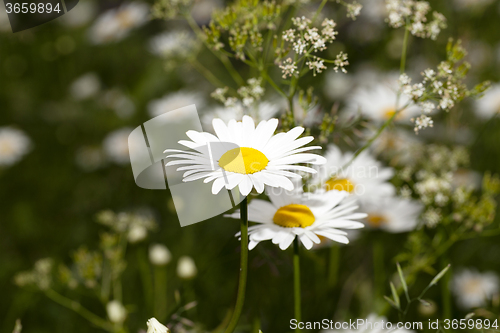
[345,82,419,123]
[362,196,423,233]
[88,2,149,44]
[164,115,326,196]
[226,185,366,250]
[475,83,500,120]
[0,127,32,167]
[147,318,169,333]
[318,145,396,204]
[451,269,499,309]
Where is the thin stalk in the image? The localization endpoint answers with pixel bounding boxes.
[373,239,385,298]
[440,256,452,319]
[224,197,249,333]
[154,266,168,322]
[293,237,302,333]
[327,245,340,289]
[190,58,232,91]
[400,25,410,75]
[312,0,328,23]
[137,247,153,314]
[184,13,245,86]
[45,289,114,332]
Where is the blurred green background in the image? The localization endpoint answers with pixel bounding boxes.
[1,0,500,332]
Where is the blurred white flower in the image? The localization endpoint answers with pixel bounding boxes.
[149,30,197,59]
[75,146,105,172]
[453,0,493,11]
[0,127,31,167]
[88,2,150,44]
[70,73,101,100]
[362,196,423,233]
[475,83,500,120]
[191,0,221,24]
[323,70,354,100]
[149,244,172,266]
[452,269,499,309]
[59,1,98,27]
[177,256,197,279]
[345,82,419,123]
[318,145,396,204]
[127,224,147,243]
[102,89,136,119]
[147,318,169,333]
[103,128,132,165]
[451,169,481,190]
[106,300,127,323]
[148,91,205,118]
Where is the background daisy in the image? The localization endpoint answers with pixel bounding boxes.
[226,186,366,250]
[451,269,499,309]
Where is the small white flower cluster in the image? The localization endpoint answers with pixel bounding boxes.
[14,258,54,290]
[96,210,157,244]
[415,171,452,206]
[279,58,298,79]
[211,78,265,107]
[386,0,447,40]
[345,2,363,20]
[279,17,346,78]
[333,51,349,73]
[399,55,470,133]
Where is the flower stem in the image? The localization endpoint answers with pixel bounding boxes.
[224,197,249,333]
[45,289,114,332]
[293,237,302,333]
[440,256,452,319]
[400,25,410,75]
[327,245,340,289]
[373,238,385,298]
[154,265,168,322]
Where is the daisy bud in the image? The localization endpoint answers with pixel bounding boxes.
[106,300,127,323]
[176,256,197,279]
[147,318,169,333]
[149,244,172,266]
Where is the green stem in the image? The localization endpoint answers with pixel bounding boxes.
[400,25,410,75]
[45,289,114,332]
[154,266,168,322]
[440,256,452,319]
[137,247,153,314]
[373,239,385,298]
[189,58,230,90]
[293,237,302,333]
[327,245,340,289]
[224,197,249,333]
[184,13,245,87]
[312,0,328,23]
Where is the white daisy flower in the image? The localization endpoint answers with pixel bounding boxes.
[451,269,499,309]
[148,91,205,118]
[147,318,169,333]
[201,102,281,130]
[164,116,326,196]
[149,30,198,59]
[88,2,149,44]
[103,128,132,165]
[345,83,418,123]
[475,83,500,120]
[0,127,31,167]
[362,196,423,233]
[226,186,366,250]
[318,145,396,204]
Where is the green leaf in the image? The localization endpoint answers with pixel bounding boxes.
[430,264,451,286]
[390,282,400,309]
[384,295,400,311]
[396,263,409,301]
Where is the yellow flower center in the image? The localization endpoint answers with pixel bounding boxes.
[0,142,14,155]
[218,147,269,174]
[273,204,315,228]
[384,107,397,119]
[325,178,355,193]
[366,214,387,228]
